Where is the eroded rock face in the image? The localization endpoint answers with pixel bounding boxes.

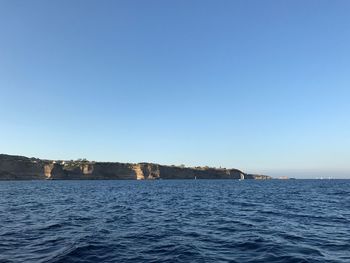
[46,162,137,180]
[0,154,272,180]
[44,164,54,179]
[132,164,145,180]
[156,166,243,179]
[246,174,272,180]
[0,154,46,180]
[87,163,136,180]
[81,164,94,175]
[140,163,160,179]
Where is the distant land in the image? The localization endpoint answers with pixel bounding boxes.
[0,154,271,180]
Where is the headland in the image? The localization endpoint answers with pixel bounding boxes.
[0,154,271,180]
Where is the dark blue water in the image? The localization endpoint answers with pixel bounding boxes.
[0,180,349,263]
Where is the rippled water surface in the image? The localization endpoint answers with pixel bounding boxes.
[0,180,350,262]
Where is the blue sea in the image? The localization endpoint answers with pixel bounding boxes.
[0,180,349,263]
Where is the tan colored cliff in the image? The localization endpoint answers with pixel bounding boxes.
[0,154,272,180]
[132,164,145,180]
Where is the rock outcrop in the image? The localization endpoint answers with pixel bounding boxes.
[0,154,272,180]
[0,154,47,180]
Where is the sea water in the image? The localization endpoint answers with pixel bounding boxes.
[0,180,349,262]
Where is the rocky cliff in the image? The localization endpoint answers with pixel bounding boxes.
[0,154,272,180]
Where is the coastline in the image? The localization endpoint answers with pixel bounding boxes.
[0,154,271,181]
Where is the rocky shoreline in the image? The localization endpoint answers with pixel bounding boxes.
[0,154,271,180]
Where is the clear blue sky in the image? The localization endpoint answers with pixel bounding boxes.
[1,1,349,178]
